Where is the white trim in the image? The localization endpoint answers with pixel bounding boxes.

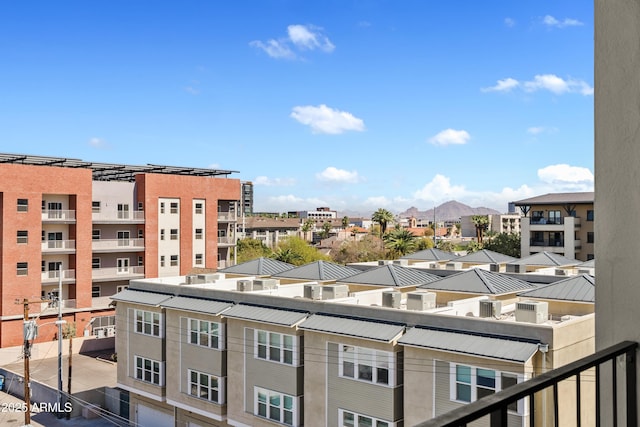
[117,383,166,402]
[254,386,299,426]
[254,329,299,366]
[338,408,396,427]
[166,398,225,421]
[337,343,395,387]
[226,419,253,427]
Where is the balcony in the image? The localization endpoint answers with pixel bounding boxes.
[92,238,145,252]
[40,299,77,312]
[217,211,237,222]
[530,239,564,247]
[92,266,145,281]
[41,239,75,253]
[217,236,235,245]
[41,269,75,284]
[41,209,76,223]
[416,340,637,427]
[92,210,145,223]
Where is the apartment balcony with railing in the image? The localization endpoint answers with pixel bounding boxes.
[92,238,145,252]
[92,266,145,281]
[217,211,237,222]
[41,209,76,222]
[41,269,75,284]
[417,341,637,427]
[217,236,235,245]
[41,239,75,252]
[92,210,145,223]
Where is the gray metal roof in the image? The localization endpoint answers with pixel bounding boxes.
[400,248,457,261]
[161,296,233,315]
[337,264,441,288]
[508,251,581,267]
[454,249,517,264]
[518,274,595,302]
[398,328,540,362]
[513,192,594,206]
[419,268,535,295]
[219,257,296,276]
[272,261,361,281]
[110,289,174,306]
[577,259,595,268]
[222,304,309,327]
[299,314,405,342]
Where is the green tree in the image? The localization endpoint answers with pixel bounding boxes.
[465,240,483,253]
[383,228,417,258]
[415,236,435,250]
[331,235,386,264]
[341,216,349,229]
[320,222,332,239]
[483,232,521,258]
[471,215,490,244]
[372,208,394,236]
[272,236,330,266]
[301,219,315,240]
[436,240,455,252]
[235,238,273,263]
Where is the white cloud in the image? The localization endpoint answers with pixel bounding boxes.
[543,15,584,28]
[413,174,468,202]
[316,167,361,183]
[251,24,334,60]
[484,74,593,96]
[88,137,109,149]
[287,25,335,52]
[363,196,392,208]
[428,129,470,146]
[504,17,516,27]
[254,176,296,186]
[291,104,365,134]
[527,126,558,135]
[481,77,519,93]
[537,164,594,189]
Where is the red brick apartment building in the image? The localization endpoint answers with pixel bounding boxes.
[0,153,240,347]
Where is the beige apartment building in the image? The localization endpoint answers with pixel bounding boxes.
[112,260,596,427]
[514,192,594,262]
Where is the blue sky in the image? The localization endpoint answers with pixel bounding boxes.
[0,1,593,214]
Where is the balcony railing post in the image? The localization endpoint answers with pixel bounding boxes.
[613,358,618,427]
[626,349,637,427]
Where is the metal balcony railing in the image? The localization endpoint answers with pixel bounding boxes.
[41,240,76,250]
[217,211,237,221]
[92,238,145,250]
[416,340,637,427]
[92,211,145,221]
[530,239,564,247]
[41,209,76,221]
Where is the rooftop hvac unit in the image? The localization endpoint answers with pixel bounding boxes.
[489,263,500,272]
[197,273,223,283]
[236,280,253,292]
[185,274,200,284]
[446,262,462,270]
[378,260,393,266]
[577,269,592,275]
[106,326,116,337]
[406,291,436,311]
[321,284,349,300]
[253,279,278,290]
[506,264,521,274]
[555,269,567,276]
[479,300,503,318]
[303,284,322,300]
[382,291,402,309]
[428,262,440,269]
[393,259,409,266]
[515,300,549,324]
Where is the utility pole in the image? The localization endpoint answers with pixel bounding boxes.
[57,270,63,418]
[18,298,42,427]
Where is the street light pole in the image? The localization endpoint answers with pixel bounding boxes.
[57,268,63,418]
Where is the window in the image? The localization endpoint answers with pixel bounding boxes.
[117,203,129,219]
[41,260,45,272]
[134,355,163,386]
[92,229,101,240]
[91,286,101,297]
[189,319,224,349]
[170,229,178,240]
[195,202,203,214]
[548,210,561,224]
[17,230,28,244]
[17,198,28,212]
[137,202,143,211]
[587,232,595,243]
[195,253,203,265]
[195,228,203,240]
[188,369,223,403]
[339,409,392,427]
[160,202,165,214]
[255,330,298,365]
[92,201,100,213]
[531,210,544,224]
[587,253,595,260]
[450,363,523,413]
[170,202,178,214]
[160,255,165,267]
[160,229,165,240]
[587,210,594,221]
[92,258,101,269]
[339,345,394,386]
[255,387,298,426]
[170,255,178,266]
[137,229,143,239]
[17,262,28,276]
[135,310,162,337]
[138,256,144,266]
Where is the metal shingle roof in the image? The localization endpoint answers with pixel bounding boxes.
[419,268,535,295]
[513,192,594,205]
[161,296,233,315]
[454,249,517,264]
[110,289,173,306]
[398,328,540,362]
[508,251,581,267]
[518,274,595,302]
[337,264,440,287]
[272,261,361,281]
[222,304,309,326]
[218,257,296,276]
[400,248,457,261]
[299,314,405,342]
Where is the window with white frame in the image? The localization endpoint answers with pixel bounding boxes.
[135,310,162,337]
[134,355,163,386]
[16,262,28,276]
[195,228,203,239]
[450,363,524,413]
[195,253,203,265]
[92,258,101,269]
[255,330,298,365]
[17,198,28,212]
[195,202,203,214]
[339,345,394,386]
[255,387,298,426]
[170,228,178,240]
[92,229,101,240]
[92,201,101,213]
[188,319,224,350]
[17,230,28,244]
[188,369,224,404]
[160,202,165,214]
[170,255,178,266]
[160,255,165,267]
[91,286,101,297]
[339,409,393,427]
[170,202,178,214]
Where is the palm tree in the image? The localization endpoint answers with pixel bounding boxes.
[372,208,394,237]
[470,215,489,244]
[300,219,314,241]
[341,216,349,229]
[384,228,417,258]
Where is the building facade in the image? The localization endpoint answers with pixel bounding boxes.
[0,153,240,347]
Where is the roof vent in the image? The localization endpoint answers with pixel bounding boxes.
[479,300,502,318]
[393,259,408,266]
[406,291,436,311]
[515,300,548,324]
[382,291,402,309]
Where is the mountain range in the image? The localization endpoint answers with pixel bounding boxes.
[339,200,501,221]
